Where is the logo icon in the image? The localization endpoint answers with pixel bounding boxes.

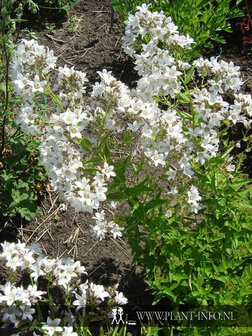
[110,307,136,325]
[111,307,125,324]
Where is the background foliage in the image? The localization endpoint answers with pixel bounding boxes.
[0,0,46,222]
[124,155,252,306]
[111,0,244,60]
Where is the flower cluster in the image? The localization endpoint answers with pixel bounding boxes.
[11,5,252,223]
[0,241,128,333]
[121,4,251,212]
[122,3,193,101]
[122,3,194,56]
[11,39,57,135]
[92,209,123,240]
[11,40,122,239]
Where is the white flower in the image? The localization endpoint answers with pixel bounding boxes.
[114,291,128,305]
[92,210,106,222]
[187,186,201,204]
[26,284,45,304]
[187,186,202,213]
[41,317,62,336]
[62,326,78,336]
[0,241,17,260]
[72,292,86,310]
[5,256,23,271]
[92,221,107,240]
[0,282,20,306]
[60,203,67,211]
[89,283,110,301]
[165,210,172,218]
[108,221,123,239]
[102,162,116,179]
[20,305,35,321]
[27,242,43,256]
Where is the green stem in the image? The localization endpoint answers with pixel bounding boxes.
[0,21,10,160]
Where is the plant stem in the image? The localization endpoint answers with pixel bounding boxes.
[0,22,10,160]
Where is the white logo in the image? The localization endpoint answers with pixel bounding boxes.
[111,307,125,324]
[110,307,136,325]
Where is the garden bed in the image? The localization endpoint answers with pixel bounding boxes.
[0,0,251,335]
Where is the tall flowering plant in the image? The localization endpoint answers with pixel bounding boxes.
[11,4,252,307]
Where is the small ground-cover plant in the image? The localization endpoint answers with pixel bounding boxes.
[35,0,78,11]
[0,0,46,221]
[13,0,78,15]
[9,1,252,320]
[111,0,244,60]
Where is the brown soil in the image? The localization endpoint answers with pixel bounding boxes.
[1,0,251,329]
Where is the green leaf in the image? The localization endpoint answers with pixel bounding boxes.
[106,191,126,201]
[0,82,6,95]
[18,202,42,220]
[122,132,132,144]
[177,109,193,121]
[83,157,101,166]
[49,92,61,105]
[184,66,195,84]
[177,92,191,104]
[127,180,151,196]
[0,170,13,182]
[231,179,251,191]
[104,141,110,160]
[79,138,92,151]
[145,199,167,213]
[97,132,111,152]
[113,154,131,183]
[232,200,252,210]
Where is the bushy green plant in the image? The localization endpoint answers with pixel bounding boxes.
[124,155,252,306]
[0,136,46,220]
[111,0,244,60]
[0,0,46,221]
